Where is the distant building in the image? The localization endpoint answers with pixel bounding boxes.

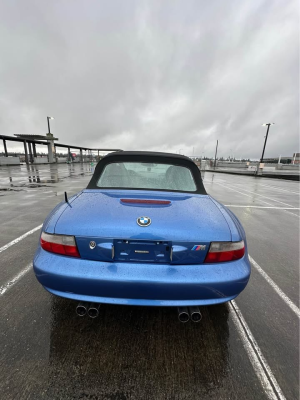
[263,156,295,164]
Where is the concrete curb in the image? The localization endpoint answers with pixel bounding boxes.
[205,169,300,181]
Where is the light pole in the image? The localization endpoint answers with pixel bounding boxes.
[260,123,275,163]
[214,140,218,169]
[47,116,54,134]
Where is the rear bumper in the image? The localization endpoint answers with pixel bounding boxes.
[33,247,251,306]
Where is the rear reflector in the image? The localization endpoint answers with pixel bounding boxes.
[204,241,245,263]
[121,199,171,205]
[41,232,80,258]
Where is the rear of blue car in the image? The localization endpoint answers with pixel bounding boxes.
[33,152,251,311]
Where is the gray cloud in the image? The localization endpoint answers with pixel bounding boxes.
[0,0,298,158]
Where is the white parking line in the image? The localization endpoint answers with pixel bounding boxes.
[229,184,295,208]
[215,182,300,218]
[0,250,293,400]
[224,205,300,210]
[252,183,299,195]
[0,224,42,254]
[249,256,300,318]
[214,182,275,206]
[0,263,32,296]
[230,300,286,400]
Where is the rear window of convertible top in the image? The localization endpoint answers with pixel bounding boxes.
[96,162,197,192]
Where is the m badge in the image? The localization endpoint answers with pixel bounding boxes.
[192,245,206,251]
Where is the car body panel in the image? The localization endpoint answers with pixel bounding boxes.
[53,190,233,243]
[33,151,251,307]
[33,248,250,306]
[76,237,211,264]
[43,192,82,234]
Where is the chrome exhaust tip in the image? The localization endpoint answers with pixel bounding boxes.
[189,306,202,322]
[87,303,101,318]
[178,307,190,323]
[76,302,87,317]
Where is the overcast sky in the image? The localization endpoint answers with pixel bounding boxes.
[0,0,298,158]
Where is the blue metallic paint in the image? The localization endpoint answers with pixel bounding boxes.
[33,189,251,306]
[33,248,250,306]
[53,190,233,242]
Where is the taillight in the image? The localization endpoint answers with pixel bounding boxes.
[40,232,80,258]
[204,241,245,263]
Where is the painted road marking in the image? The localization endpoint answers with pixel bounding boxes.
[0,224,42,254]
[214,182,275,206]
[0,219,298,320]
[0,256,293,399]
[230,300,286,400]
[229,184,295,208]
[251,183,299,196]
[0,264,291,400]
[0,263,32,296]
[249,256,300,318]
[215,182,300,218]
[224,205,300,210]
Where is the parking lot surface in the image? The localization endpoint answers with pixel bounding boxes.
[0,163,299,400]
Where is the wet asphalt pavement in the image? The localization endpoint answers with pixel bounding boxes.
[0,163,299,400]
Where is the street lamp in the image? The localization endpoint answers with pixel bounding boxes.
[47,116,55,134]
[260,123,275,163]
[214,140,218,168]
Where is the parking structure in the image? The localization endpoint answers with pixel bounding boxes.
[0,163,299,400]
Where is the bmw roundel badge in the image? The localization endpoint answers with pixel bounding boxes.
[137,216,151,227]
[89,241,96,249]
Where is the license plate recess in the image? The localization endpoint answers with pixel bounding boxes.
[113,240,171,263]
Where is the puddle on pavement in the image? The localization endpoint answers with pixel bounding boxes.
[10,183,52,188]
[0,188,25,192]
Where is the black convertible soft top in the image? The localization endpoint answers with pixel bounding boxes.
[87,151,207,194]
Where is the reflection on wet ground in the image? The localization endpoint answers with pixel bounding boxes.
[0,163,94,191]
[47,300,230,399]
[0,279,265,400]
[0,166,299,399]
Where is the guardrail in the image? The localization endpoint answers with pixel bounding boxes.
[0,134,122,165]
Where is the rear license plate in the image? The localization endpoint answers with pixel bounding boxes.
[113,240,171,263]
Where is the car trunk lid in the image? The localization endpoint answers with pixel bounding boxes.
[54,190,231,264]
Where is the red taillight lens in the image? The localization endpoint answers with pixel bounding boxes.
[204,241,245,263]
[40,232,80,258]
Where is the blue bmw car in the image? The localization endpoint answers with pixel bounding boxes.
[33,151,250,322]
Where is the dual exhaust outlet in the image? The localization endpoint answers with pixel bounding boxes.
[76,302,101,318]
[177,306,202,323]
[76,302,202,323]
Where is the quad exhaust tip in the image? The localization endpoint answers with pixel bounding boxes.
[76,302,87,317]
[76,302,101,318]
[76,303,201,322]
[87,303,101,318]
[178,307,190,323]
[189,306,202,323]
[177,306,202,323]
